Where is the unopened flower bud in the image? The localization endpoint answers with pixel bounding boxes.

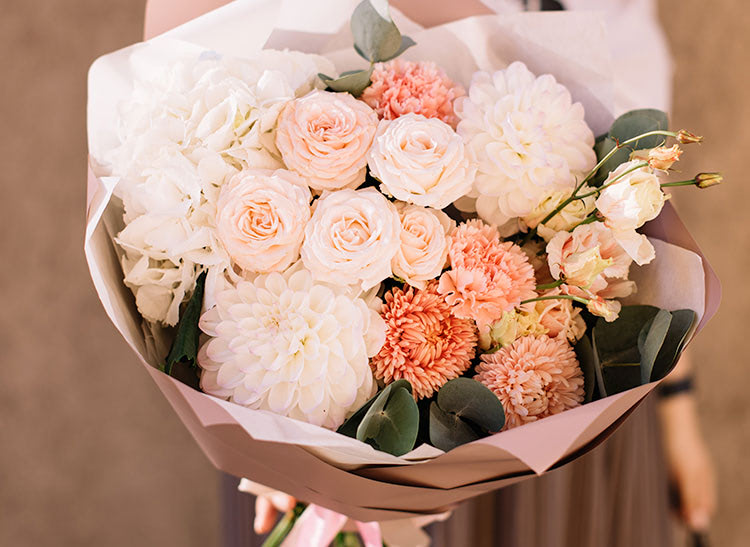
[631,144,682,171]
[676,130,703,144]
[695,172,723,189]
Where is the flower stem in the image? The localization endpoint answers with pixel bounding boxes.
[570,215,599,230]
[521,294,590,306]
[535,279,564,291]
[660,179,699,188]
[261,503,307,547]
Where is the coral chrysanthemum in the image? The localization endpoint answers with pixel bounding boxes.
[476,335,584,429]
[372,283,478,399]
[361,60,465,127]
[438,219,536,327]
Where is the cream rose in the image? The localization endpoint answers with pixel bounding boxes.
[595,161,666,265]
[275,90,378,192]
[367,114,475,209]
[523,187,596,242]
[216,169,311,273]
[301,188,401,290]
[392,203,455,289]
[546,222,634,296]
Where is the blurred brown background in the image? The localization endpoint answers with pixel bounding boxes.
[1,1,747,545]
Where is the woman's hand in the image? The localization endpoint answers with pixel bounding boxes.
[253,490,297,534]
[659,391,717,532]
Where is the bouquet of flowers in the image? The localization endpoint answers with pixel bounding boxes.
[85,0,721,543]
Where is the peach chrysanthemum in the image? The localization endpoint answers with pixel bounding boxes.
[476,335,584,430]
[438,219,536,327]
[361,60,465,128]
[372,283,478,399]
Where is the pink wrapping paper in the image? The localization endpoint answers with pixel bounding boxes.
[83,0,722,522]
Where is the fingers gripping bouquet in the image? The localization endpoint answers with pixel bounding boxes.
[85,0,722,543]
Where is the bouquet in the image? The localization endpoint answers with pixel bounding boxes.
[85,0,721,543]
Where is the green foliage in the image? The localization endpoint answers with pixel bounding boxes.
[355,380,419,456]
[163,271,207,388]
[574,335,597,403]
[429,378,505,452]
[320,0,415,96]
[582,305,697,398]
[592,109,669,185]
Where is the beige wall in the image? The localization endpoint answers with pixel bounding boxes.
[0,1,747,545]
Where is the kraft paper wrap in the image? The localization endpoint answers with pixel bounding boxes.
[84,0,721,521]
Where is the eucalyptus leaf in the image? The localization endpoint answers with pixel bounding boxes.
[356,380,418,456]
[338,379,410,437]
[590,329,607,398]
[595,305,660,366]
[649,309,697,382]
[379,35,416,62]
[429,402,479,452]
[320,67,373,97]
[601,362,642,394]
[638,309,672,384]
[575,335,597,403]
[164,270,207,379]
[592,109,669,185]
[351,0,414,62]
[435,378,505,433]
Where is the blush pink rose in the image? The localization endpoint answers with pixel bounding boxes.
[360,59,465,127]
[275,90,378,192]
[216,169,311,273]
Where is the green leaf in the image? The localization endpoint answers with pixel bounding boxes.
[601,362,642,394]
[609,108,669,150]
[592,109,669,185]
[575,335,597,403]
[320,67,374,97]
[595,305,660,366]
[379,35,416,62]
[429,401,480,452]
[337,378,410,438]
[428,379,505,452]
[351,0,409,62]
[590,329,607,398]
[435,378,505,433]
[164,270,207,382]
[649,309,697,382]
[356,380,419,456]
[638,309,672,384]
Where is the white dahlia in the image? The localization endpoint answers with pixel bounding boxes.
[197,265,382,429]
[456,62,596,228]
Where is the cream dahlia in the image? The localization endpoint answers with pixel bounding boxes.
[456,62,596,228]
[372,283,477,399]
[438,219,536,327]
[476,335,584,429]
[197,265,379,429]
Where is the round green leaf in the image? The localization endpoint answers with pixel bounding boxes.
[351,0,403,62]
[608,108,669,150]
[435,378,505,433]
[428,402,479,452]
[356,383,418,456]
[574,335,597,403]
[637,309,672,384]
[649,309,697,381]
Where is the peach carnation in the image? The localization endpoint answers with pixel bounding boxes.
[372,283,477,399]
[476,335,584,429]
[438,219,536,327]
[533,288,586,343]
[360,60,465,127]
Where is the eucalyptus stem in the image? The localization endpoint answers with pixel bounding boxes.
[521,294,590,306]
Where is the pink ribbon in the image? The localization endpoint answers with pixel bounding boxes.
[281,504,382,547]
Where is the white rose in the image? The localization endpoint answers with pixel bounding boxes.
[392,203,455,289]
[216,169,312,273]
[367,114,475,209]
[301,188,401,290]
[595,161,666,265]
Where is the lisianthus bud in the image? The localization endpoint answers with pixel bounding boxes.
[676,129,703,144]
[631,145,682,171]
[479,308,546,350]
[695,172,723,189]
[586,297,620,322]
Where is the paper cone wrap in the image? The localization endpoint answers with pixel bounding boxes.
[84,0,721,521]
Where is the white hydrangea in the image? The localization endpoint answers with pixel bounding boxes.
[456,61,597,229]
[108,50,334,325]
[197,265,382,429]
